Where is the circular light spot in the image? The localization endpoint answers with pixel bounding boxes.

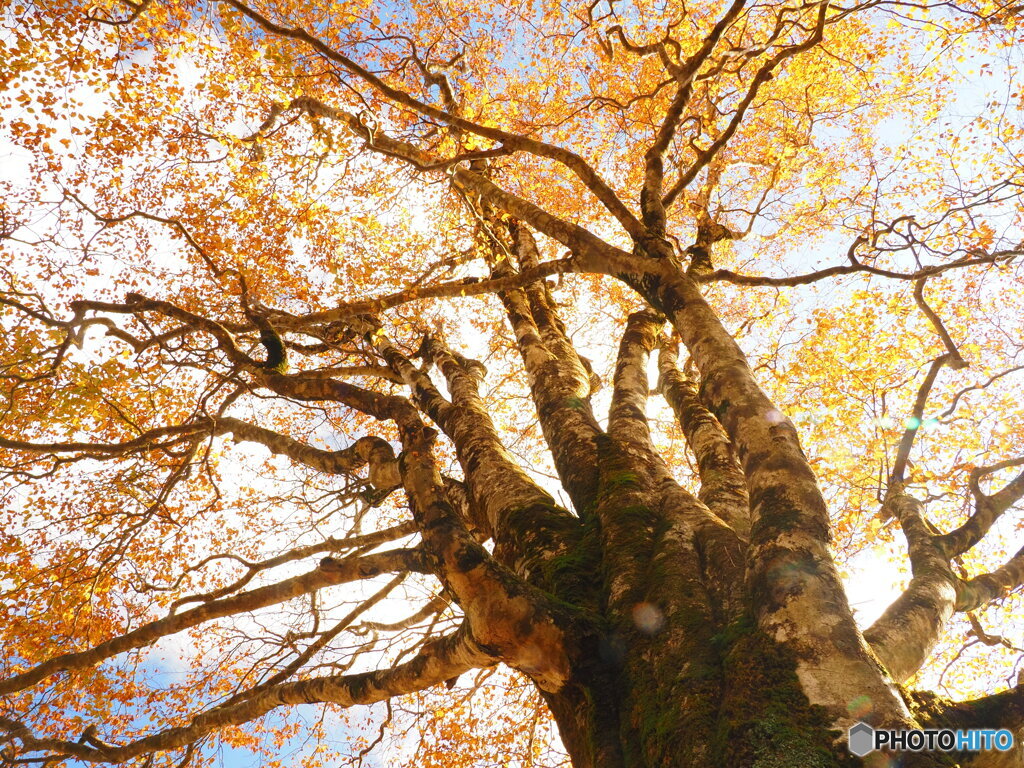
[847,694,874,719]
[632,602,665,635]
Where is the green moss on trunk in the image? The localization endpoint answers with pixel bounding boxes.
[714,616,860,768]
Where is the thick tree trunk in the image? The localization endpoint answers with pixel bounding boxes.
[509,443,862,768]
[457,262,964,767]
[542,621,857,768]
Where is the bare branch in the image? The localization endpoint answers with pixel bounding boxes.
[292,257,578,327]
[155,522,419,610]
[1,625,495,765]
[641,0,747,233]
[695,243,1021,287]
[209,418,401,490]
[864,495,958,683]
[0,549,426,697]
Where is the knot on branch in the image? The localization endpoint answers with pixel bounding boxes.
[240,289,289,373]
[344,313,382,340]
[686,244,713,276]
[636,235,675,262]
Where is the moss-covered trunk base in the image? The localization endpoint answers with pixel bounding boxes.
[544,617,872,768]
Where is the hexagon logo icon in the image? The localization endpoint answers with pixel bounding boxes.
[848,722,875,757]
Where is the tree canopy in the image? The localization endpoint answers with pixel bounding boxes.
[1,0,1023,766]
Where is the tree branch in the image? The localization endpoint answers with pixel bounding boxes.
[641,0,747,232]
[937,458,1024,558]
[914,278,968,369]
[695,244,1021,287]
[887,354,952,489]
[208,417,401,491]
[248,95,635,278]
[1,625,495,765]
[219,0,646,241]
[863,493,959,683]
[662,2,829,207]
[0,549,427,697]
[657,338,750,538]
[956,544,1024,612]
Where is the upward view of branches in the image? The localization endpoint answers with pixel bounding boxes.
[1,0,1023,766]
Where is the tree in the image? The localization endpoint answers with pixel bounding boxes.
[1,0,1023,766]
